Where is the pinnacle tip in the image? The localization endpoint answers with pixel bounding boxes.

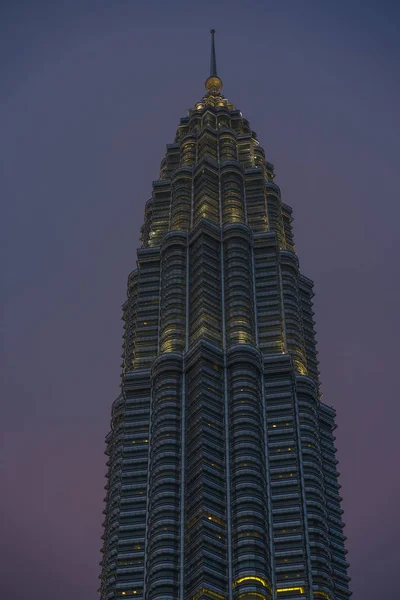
[210,29,215,34]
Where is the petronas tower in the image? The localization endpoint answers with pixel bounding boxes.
[100,31,351,600]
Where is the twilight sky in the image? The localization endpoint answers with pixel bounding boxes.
[1,1,400,598]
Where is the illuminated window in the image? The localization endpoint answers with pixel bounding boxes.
[234,576,270,588]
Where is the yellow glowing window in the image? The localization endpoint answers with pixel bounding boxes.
[234,576,270,588]
[277,588,305,594]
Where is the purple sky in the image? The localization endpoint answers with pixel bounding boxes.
[2,1,399,598]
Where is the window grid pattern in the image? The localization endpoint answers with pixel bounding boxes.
[266,184,286,249]
[101,371,151,600]
[221,167,245,225]
[122,270,139,373]
[228,348,272,600]
[280,252,308,376]
[264,357,310,599]
[159,234,187,354]
[185,345,227,598]
[281,204,295,254]
[170,170,192,231]
[146,356,183,599]
[297,377,333,598]
[245,170,268,234]
[193,163,220,226]
[132,249,161,370]
[318,405,351,600]
[189,226,222,348]
[253,234,285,355]
[298,277,320,384]
[224,227,255,347]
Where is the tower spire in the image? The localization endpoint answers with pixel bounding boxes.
[210,29,217,77]
[205,29,223,93]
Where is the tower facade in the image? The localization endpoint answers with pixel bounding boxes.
[100,32,351,600]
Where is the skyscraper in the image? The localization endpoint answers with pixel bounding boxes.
[100,31,350,600]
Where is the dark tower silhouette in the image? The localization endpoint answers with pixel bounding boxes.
[100,31,351,600]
